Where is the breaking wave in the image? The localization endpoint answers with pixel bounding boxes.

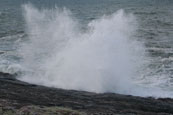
[17,4,173,98]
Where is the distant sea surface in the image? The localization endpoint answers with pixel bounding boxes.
[0,0,173,97]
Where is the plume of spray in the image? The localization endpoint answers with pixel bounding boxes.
[18,4,172,97]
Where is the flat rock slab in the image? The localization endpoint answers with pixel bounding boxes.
[0,72,173,114]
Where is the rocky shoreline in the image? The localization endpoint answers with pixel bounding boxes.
[1,72,173,115]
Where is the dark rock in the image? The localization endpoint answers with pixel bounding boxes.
[0,72,173,114]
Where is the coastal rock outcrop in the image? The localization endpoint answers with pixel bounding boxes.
[0,72,173,115]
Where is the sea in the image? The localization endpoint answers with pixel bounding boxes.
[0,0,173,98]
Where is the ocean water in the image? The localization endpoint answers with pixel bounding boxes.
[0,0,173,98]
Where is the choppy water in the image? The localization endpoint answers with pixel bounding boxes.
[0,0,173,98]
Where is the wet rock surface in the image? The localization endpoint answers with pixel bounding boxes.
[1,72,173,115]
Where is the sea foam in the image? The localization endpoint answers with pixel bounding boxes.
[17,4,173,98]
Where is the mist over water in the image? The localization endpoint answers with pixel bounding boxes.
[17,4,173,97]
